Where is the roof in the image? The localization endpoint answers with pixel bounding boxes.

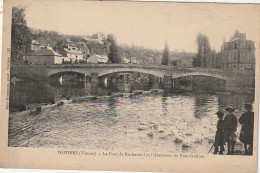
[87,54,108,63]
[229,37,239,42]
[57,49,67,57]
[64,48,83,55]
[32,40,40,45]
[88,54,108,59]
[96,54,108,60]
[24,49,62,57]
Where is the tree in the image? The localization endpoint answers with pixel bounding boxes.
[192,33,211,67]
[107,34,121,63]
[192,54,201,67]
[230,30,240,40]
[11,7,31,62]
[54,40,67,52]
[161,43,169,65]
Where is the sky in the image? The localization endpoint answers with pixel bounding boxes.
[18,1,260,52]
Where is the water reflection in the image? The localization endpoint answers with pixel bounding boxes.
[161,91,168,116]
[107,97,118,116]
[218,93,254,111]
[9,79,255,153]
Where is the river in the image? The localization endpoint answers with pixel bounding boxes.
[8,79,255,154]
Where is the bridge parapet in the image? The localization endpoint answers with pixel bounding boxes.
[11,64,231,82]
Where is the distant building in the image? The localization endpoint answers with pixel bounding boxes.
[23,49,63,64]
[77,42,90,58]
[84,33,106,45]
[121,58,131,64]
[87,54,108,64]
[220,32,255,70]
[62,44,84,62]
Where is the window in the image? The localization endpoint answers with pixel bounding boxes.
[234,43,238,49]
[234,52,237,62]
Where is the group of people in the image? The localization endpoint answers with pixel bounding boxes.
[214,104,254,155]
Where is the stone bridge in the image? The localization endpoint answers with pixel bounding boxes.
[10,64,254,92]
[11,64,228,79]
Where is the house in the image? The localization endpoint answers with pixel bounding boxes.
[62,44,84,62]
[220,32,255,70]
[87,54,108,64]
[121,58,131,64]
[23,49,64,64]
[84,33,106,45]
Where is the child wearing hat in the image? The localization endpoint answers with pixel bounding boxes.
[224,106,238,155]
[214,110,225,154]
[239,103,254,155]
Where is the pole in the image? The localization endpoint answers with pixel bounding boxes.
[208,143,215,154]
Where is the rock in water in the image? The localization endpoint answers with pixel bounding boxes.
[138,125,149,130]
[182,139,192,148]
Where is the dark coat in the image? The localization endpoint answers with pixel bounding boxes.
[224,113,238,142]
[224,113,238,133]
[215,119,224,147]
[239,111,254,144]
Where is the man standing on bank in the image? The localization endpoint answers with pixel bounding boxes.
[224,106,238,155]
[213,110,225,155]
[239,104,254,155]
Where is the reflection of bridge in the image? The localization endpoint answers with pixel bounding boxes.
[11,64,254,91]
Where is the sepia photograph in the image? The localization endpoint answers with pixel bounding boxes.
[0,0,259,172]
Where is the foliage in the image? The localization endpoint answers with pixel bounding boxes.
[161,43,169,65]
[192,33,211,67]
[192,54,201,67]
[11,7,31,62]
[107,34,121,63]
[170,60,177,66]
[29,28,195,66]
[230,30,240,40]
[54,40,68,52]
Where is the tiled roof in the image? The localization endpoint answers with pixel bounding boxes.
[24,49,62,56]
[64,48,83,55]
[57,49,67,57]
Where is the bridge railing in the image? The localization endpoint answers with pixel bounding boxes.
[11,64,244,75]
[11,63,179,69]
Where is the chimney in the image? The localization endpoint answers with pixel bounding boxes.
[240,33,246,41]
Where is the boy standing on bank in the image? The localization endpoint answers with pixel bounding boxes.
[214,110,225,155]
[224,106,238,155]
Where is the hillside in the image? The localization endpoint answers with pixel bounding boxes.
[30,28,195,67]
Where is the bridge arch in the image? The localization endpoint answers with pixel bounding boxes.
[171,71,228,81]
[97,67,165,78]
[47,69,92,78]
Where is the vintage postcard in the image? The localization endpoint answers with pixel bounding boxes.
[0,0,259,172]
